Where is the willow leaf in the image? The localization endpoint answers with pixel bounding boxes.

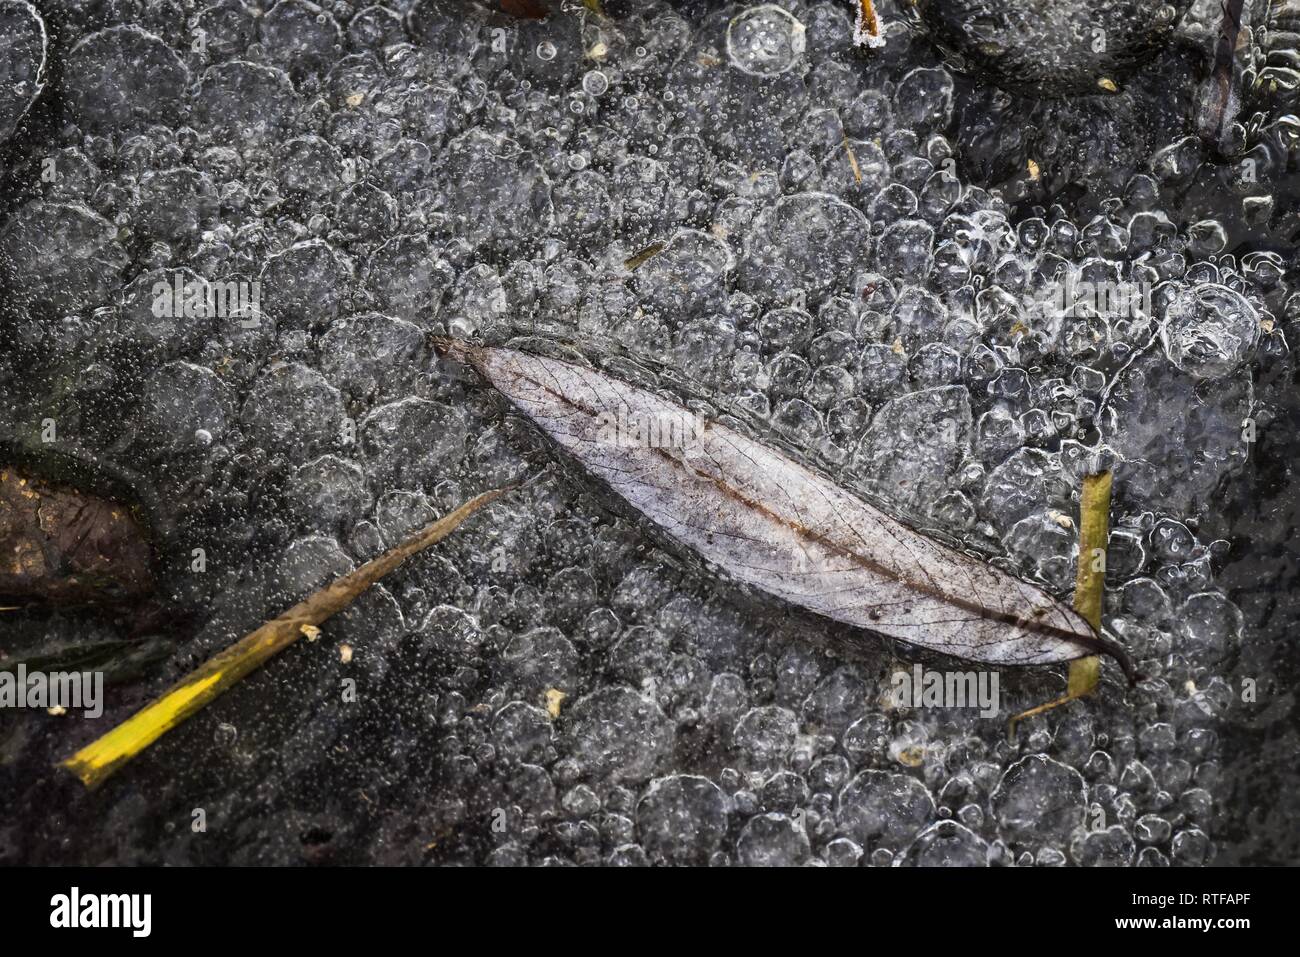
[445,341,1136,680]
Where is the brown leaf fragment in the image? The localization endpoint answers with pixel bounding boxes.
[0,467,153,604]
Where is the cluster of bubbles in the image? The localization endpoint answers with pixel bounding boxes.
[0,0,1293,865]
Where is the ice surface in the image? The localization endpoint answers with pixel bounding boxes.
[1,0,1293,866]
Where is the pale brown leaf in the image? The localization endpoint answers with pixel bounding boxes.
[444,341,1137,680]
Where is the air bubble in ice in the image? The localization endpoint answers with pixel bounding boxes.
[991,755,1086,847]
[726,5,806,78]
[737,813,811,866]
[1160,283,1260,379]
[636,775,729,865]
[899,820,989,867]
[838,770,936,850]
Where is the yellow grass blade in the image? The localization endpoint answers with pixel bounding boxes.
[1067,470,1112,694]
[1009,470,1112,736]
[62,487,509,789]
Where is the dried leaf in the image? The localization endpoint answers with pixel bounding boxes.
[444,342,1137,680]
[1196,0,1250,147]
[0,467,153,604]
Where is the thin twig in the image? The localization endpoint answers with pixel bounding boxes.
[624,241,665,271]
[854,0,885,48]
[61,488,510,789]
[843,133,864,185]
